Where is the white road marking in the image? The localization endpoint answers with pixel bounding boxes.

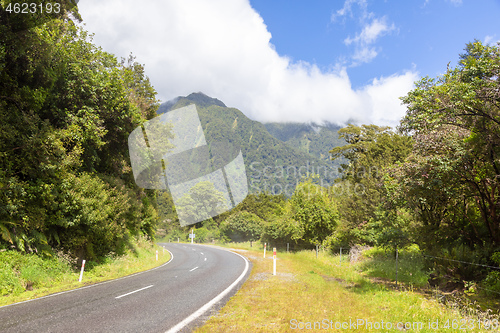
[165,249,250,333]
[200,252,204,255]
[0,248,174,309]
[204,258,207,261]
[115,285,154,299]
[189,266,199,272]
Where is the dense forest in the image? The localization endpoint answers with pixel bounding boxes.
[0,3,162,263]
[264,121,345,164]
[160,94,343,195]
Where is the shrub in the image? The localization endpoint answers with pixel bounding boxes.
[221,211,264,242]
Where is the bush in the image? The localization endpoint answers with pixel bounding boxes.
[0,250,72,296]
[221,211,264,242]
[482,252,500,296]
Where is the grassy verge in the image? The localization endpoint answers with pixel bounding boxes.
[196,243,499,332]
[0,238,170,307]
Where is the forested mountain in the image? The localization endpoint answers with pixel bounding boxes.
[263,122,345,163]
[158,93,345,196]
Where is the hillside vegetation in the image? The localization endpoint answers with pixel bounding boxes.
[0,4,162,263]
[159,94,344,196]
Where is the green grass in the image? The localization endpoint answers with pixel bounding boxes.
[358,246,430,287]
[0,238,170,307]
[195,243,499,332]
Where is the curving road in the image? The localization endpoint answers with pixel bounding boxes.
[0,243,250,333]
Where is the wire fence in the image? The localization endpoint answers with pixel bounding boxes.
[258,242,500,297]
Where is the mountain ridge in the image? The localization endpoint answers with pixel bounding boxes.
[158,92,345,195]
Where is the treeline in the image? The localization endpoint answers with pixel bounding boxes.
[164,41,500,293]
[0,4,161,262]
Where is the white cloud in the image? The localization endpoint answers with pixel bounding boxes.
[345,17,396,46]
[484,35,500,45]
[331,0,369,23]
[343,17,396,64]
[333,1,396,66]
[77,0,417,127]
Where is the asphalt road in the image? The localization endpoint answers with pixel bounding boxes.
[0,243,250,333]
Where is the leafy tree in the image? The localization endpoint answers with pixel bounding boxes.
[0,13,164,261]
[329,125,413,245]
[175,181,228,225]
[221,211,264,242]
[216,192,285,223]
[398,41,500,247]
[262,178,339,247]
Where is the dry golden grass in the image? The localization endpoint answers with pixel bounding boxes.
[196,247,496,332]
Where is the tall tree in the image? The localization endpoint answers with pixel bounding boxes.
[0,11,164,260]
[399,41,500,247]
[328,124,413,245]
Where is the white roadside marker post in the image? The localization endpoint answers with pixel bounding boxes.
[263,243,267,258]
[156,250,158,261]
[273,248,276,276]
[79,260,86,282]
[191,228,194,244]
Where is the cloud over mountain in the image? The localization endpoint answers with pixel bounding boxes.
[78,0,418,127]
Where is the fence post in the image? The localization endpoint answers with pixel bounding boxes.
[79,259,86,282]
[273,248,277,276]
[395,246,399,288]
[316,244,319,258]
[287,243,289,253]
[264,243,267,258]
[339,247,342,265]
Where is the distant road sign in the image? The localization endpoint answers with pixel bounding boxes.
[189,234,195,239]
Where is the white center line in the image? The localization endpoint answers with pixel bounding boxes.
[204,258,207,261]
[115,285,154,299]
[189,266,199,272]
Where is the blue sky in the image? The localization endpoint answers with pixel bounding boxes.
[77,0,500,127]
[250,0,500,88]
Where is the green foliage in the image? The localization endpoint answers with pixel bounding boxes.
[0,250,71,296]
[482,252,500,296]
[0,13,164,260]
[164,94,340,196]
[264,122,345,166]
[218,192,286,223]
[359,246,430,287]
[262,179,339,247]
[329,124,413,246]
[175,181,228,224]
[366,206,418,250]
[221,211,264,242]
[261,215,297,245]
[398,41,500,248]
